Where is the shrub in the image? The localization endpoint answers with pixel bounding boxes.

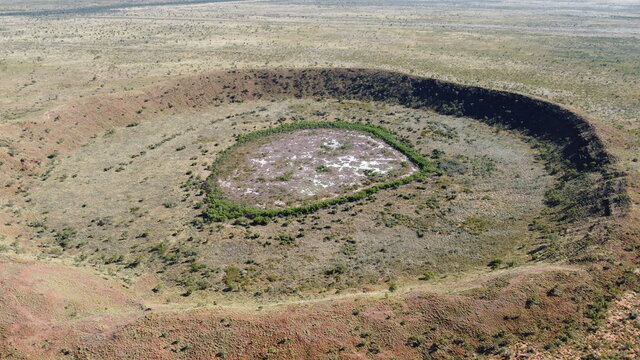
[463,216,490,235]
[251,215,271,226]
[150,242,169,255]
[196,279,212,290]
[525,294,541,308]
[54,227,76,249]
[325,263,347,276]
[223,266,242,291]
[488,258,503,270]
[420,270,435,281]
[276,234,295,245]
[406,335,424,348]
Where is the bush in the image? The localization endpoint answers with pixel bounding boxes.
[463,216,490,235]
[150,242,169,255]
[488,258,503,270]
[325,263,347,276]
[406,335,425,348]
[525,294,541,308]
[420,270,435,281]
[251,215,271,226]
[276,234,295,245]
[223,266,242,291]
[54,227,76,249]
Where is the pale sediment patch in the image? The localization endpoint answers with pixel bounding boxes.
[215,128,418,208]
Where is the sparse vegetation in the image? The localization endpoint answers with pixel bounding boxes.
[0,1,635,357]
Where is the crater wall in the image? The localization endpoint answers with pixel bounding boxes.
[41,68,626,217]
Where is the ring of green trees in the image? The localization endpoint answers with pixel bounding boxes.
[202,120,439,223]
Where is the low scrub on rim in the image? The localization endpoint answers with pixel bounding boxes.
[202,120,439,222]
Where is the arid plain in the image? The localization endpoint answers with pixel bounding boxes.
[0,0,639,359]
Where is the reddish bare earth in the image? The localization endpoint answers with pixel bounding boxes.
[0,256,143,359]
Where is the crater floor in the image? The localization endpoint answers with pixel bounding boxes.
[216,128,418,208]
[27,98,553,301]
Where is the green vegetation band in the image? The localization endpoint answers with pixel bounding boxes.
[203,121,439,222]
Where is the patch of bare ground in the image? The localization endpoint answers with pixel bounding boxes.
[216,128,417,209]
[0,254,143,359]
